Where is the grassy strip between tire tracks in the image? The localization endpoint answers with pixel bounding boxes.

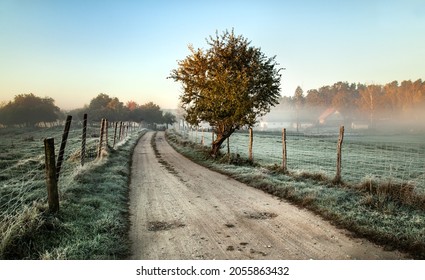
[0,130,146,259]
[165,129,425,259]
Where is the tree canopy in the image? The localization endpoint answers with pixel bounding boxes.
[169,29,282,155]
[0,93,176,128]
[0,93,61,126]
[87,93,126,122]
[84,94,173,125]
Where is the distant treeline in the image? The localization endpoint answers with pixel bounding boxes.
[1,79,423,127]
[0,93,176,127]
[279,79,425,125]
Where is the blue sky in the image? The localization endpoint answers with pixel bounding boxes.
[1,0,424,110]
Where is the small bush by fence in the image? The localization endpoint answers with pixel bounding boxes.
[177,126,425,191]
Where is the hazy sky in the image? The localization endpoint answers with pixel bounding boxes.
[1,0,424,110]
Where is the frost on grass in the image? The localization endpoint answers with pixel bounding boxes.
[1,126,147,259]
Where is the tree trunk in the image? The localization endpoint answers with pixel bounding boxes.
[211,136,226,157]
[211,130,234,157]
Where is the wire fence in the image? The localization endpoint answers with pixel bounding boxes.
[0,117,138,217]
[178,126,425,192]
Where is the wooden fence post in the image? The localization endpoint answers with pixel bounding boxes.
[212,131,215,147]
[335,125,345,182]
[81,113,87,166]
[105,119,108,148]
[97,118,105,158]
[201,128,204,146]
[282,128,287,172]
[227,136,230,162]
[248,127,253,162]
[56,115,72,181]
[119,122,124,141]
[118,121,123,141]
[44,138,59,213]
[113,122,118,148]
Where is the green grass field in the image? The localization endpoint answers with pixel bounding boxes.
[185,128,425,191]
[0,123,144,259]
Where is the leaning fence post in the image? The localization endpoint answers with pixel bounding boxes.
[118,121,123,141]
[282,128,287,172]
[44,138,59,213]
[335,125,345,182]
[113,122,118,148]
[227,136,230,162]
[81,113,87,166]
[56,115,72,181]
[97,118,105,158]
[105,119,108,148]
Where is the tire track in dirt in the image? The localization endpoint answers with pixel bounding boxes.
[128,131,407,260]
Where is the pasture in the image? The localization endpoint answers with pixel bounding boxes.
[1,123,99,217]
[184,127,425,191]
[0,121,140,259]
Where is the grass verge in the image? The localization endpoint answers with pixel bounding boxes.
[166,129,425,259]
[0,130,146,259]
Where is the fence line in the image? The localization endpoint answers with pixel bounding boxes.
[81,113,87,166]
[178,125,425,190]
[0,115,138,216]
[56,115,72,181]
[282,128,287,173]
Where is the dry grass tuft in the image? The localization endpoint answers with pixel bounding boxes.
[357,180,425,210]
[0,203,45,259]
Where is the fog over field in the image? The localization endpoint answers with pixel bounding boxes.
[260,80,425,134]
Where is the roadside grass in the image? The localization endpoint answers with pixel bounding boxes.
[166,129,425,259]
[0,129,146,259]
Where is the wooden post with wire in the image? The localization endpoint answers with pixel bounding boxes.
[212,130,215,147]
[335,125,345,182]
[201,128,204,146]
[105,119,108,148]
[97,118,105,158]
[81,113,87,166]
[56,115,72,181]
[227,136,230,162]
[44,138,59,213]
[248,127,253,162]
[113,122,118,148]
[118,121,123,142]
[282,128,287,173]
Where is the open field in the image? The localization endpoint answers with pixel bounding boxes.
[183,128,425,191]
[1,122,105,218]
[0,122,142,259]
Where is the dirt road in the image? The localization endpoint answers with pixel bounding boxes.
[129,131,406,260]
